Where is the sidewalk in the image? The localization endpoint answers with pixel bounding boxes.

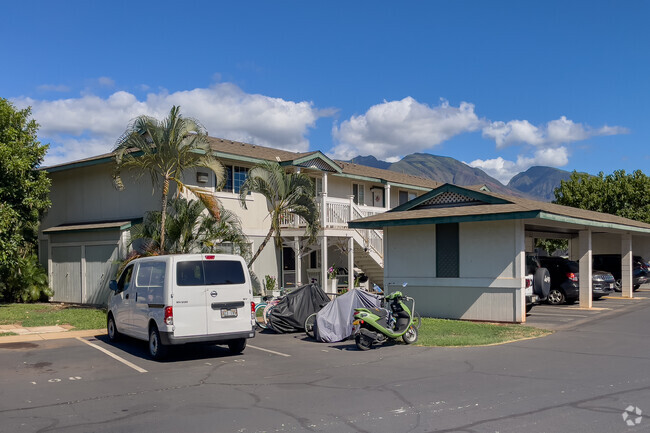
[0,324,105,344]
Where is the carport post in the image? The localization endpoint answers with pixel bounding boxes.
[579,229,593,309]
[621,233,633,298]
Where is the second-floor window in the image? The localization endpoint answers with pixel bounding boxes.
[353,183,365,205]
[399,190,417,205]
[221,166,248,193]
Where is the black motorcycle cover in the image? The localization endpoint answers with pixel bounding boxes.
[267,283,330,333]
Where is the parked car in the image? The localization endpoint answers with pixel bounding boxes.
[592,254,648,292]
[538,256,615,305]
[107,254,256,360]
[525,254,550,312]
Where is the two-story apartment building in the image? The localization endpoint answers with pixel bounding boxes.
[39,137,441,305]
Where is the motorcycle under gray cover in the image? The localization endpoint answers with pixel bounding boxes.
[315,289,382,342]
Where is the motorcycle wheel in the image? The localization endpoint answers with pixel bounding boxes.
[355,333,372,351]
[402,325,418,344]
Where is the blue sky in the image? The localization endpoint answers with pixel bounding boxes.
[1,1,648,183]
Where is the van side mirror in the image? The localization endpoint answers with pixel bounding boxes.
[109,280,118,292]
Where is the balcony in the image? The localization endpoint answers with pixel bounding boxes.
[280,196,387,229]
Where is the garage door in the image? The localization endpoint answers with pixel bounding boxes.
[51,246,82,303]
[85,245,118,305]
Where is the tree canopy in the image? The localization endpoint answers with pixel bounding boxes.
[239,161,319,268]
[113,106,225,252]
[133,196,249,257]
[0,98,51,301]
[554,170,650,224]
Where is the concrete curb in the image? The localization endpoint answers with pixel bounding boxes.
[0,329,106,344]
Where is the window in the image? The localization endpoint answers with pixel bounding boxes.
[436,223,459,278]
[215,242,252,258]
[221,165,249,193]
[399,190,417,205]
[309,251,319,269]
[136,261,166,288]
[353,183,365,205]
[176,260,246,286]
[116,265,134,293]
[313,177,323,196]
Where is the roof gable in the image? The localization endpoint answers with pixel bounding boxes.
[279,151,342,173]
[391,184,512,212]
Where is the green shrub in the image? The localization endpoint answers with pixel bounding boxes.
[0,254,52,303]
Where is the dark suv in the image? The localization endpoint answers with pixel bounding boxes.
[539,256,615,304]
[592,254,648,292]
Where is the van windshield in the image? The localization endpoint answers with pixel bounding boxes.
[176,260,246,286]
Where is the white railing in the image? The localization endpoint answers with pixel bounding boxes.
[279,196,385,259]
[351,205,384,258]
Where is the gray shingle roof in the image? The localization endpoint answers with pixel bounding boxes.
[350,183,650,233]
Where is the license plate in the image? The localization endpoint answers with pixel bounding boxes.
[609,283,614,289]
[353,319,361,325]
[221,308,238,318]
[525,286,533,296]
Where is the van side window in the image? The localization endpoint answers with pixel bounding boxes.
[117,265,134,293]
[136,262,166,288]
[176,260,246,286]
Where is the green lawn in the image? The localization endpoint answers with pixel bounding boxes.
[416,318,551,346]
[0,303,107,332]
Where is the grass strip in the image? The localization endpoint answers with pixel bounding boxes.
[416,317,551,346]
[0,303,106,331]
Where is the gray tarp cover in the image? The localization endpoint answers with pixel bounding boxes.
[315,289,382,342]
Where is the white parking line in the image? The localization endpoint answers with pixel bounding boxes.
[529,312,589,318]
[76,337,148,373]
[247,344,291,357]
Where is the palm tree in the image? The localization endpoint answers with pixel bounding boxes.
[133,196,249,257]
[113,106,224,252]
[239,161,319,267]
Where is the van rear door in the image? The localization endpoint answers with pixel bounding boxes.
[202,258,251,335]
[173,259,209,337]
[172,256,251,338]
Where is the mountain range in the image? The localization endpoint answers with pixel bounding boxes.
[349,153,574,202]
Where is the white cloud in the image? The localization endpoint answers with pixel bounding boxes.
[330,97,484,160]
[13,83,327,166]
[37,84,70,93]
[97,76,115,87]
[482,116,629,148]
[469,147,569,184]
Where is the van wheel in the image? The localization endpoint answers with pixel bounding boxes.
[148,325,167,360]
[107,314,120,342]
[228,338,246,354]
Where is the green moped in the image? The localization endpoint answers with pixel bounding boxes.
[352,291,418,350]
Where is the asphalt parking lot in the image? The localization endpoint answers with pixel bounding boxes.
[2,292,650,432]
[525,287,650,330]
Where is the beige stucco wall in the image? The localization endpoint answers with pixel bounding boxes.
[384,220,524,322]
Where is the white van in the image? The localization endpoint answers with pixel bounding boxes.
[107,254,255,359]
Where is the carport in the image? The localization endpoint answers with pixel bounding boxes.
[349,184,650,322]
